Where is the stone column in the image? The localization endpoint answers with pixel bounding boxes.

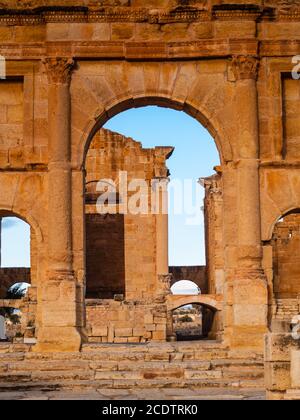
[154,177,169,277]
[35,58,81,352]
[227,56,268,350]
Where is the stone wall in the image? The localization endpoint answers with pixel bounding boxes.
[0,268,31,298]
[0,79,24,168]
[265,332,300,400]
[271,213,300,299]
[282,78,300,160]
[86,300,167,343]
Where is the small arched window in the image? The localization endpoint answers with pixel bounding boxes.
[171,280,201,296]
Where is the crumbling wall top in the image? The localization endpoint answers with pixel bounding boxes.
[0,1,275,12]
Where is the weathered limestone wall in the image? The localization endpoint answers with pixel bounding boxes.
[265,332,300,400]
[0,79,24,168]
[271,214,300,299]
[282,78,300,161]
[86,300,167,343]
[85,128,173,300]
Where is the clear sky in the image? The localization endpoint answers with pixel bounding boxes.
[1,217,30,267]
[0,106,219,270]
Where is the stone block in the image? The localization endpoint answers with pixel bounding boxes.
[133,328,145,337]
[152,331,166,341]
[265,361,291,392]
[92,327,108,337]
[114,328,133,337]
[111,23,135,40]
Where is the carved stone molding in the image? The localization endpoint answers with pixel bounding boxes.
[42,57,75,85]
[158,274,173,298]
[231,55,260,81]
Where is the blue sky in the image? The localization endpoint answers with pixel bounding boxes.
[1,217,30,267]
[0,106,219,269]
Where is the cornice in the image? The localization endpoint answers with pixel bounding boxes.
[0,3,300,25]
[0,6,212,25]
[0,4,293,25]
[0,39,298,60]
[0,39,259,60]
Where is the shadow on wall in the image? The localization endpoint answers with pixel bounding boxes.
[85,213,125,299]
[271,211,300,299]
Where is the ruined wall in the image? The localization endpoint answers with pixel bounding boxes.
[265,332,300,400]
[86,300,167,343]
[272,213,300,299]
[85,128,173,300]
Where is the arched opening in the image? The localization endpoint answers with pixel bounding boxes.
[84,105,220,299]
[0,215,31,299]
[171,280,201,296]
[171,303,217,342]
[0,214,33,342]
[83,100,224,345]
[0,283,28,343]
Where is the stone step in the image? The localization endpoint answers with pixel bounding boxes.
[0,364,264,385]
[82,341,226,353]
[0,377,265,392]
[0,342,264,392]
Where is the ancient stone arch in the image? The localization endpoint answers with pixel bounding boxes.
[0,0,298,359]
[167,295,223,313]
[75,91,233,168]
[0,209,43,246]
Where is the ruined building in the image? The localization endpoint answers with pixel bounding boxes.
[0,0,300,399]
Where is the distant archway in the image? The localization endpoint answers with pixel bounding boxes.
[170,303,218,342]
[83,105,220,299]
[171,280,201,296]
[0,214,31,299]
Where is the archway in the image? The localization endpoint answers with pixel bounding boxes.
[0,212,35,343]
[0,214,31,299]
[170,302,218,342]
[83,105,220,302]
[171,280,201,296]
[80,97,229,169]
